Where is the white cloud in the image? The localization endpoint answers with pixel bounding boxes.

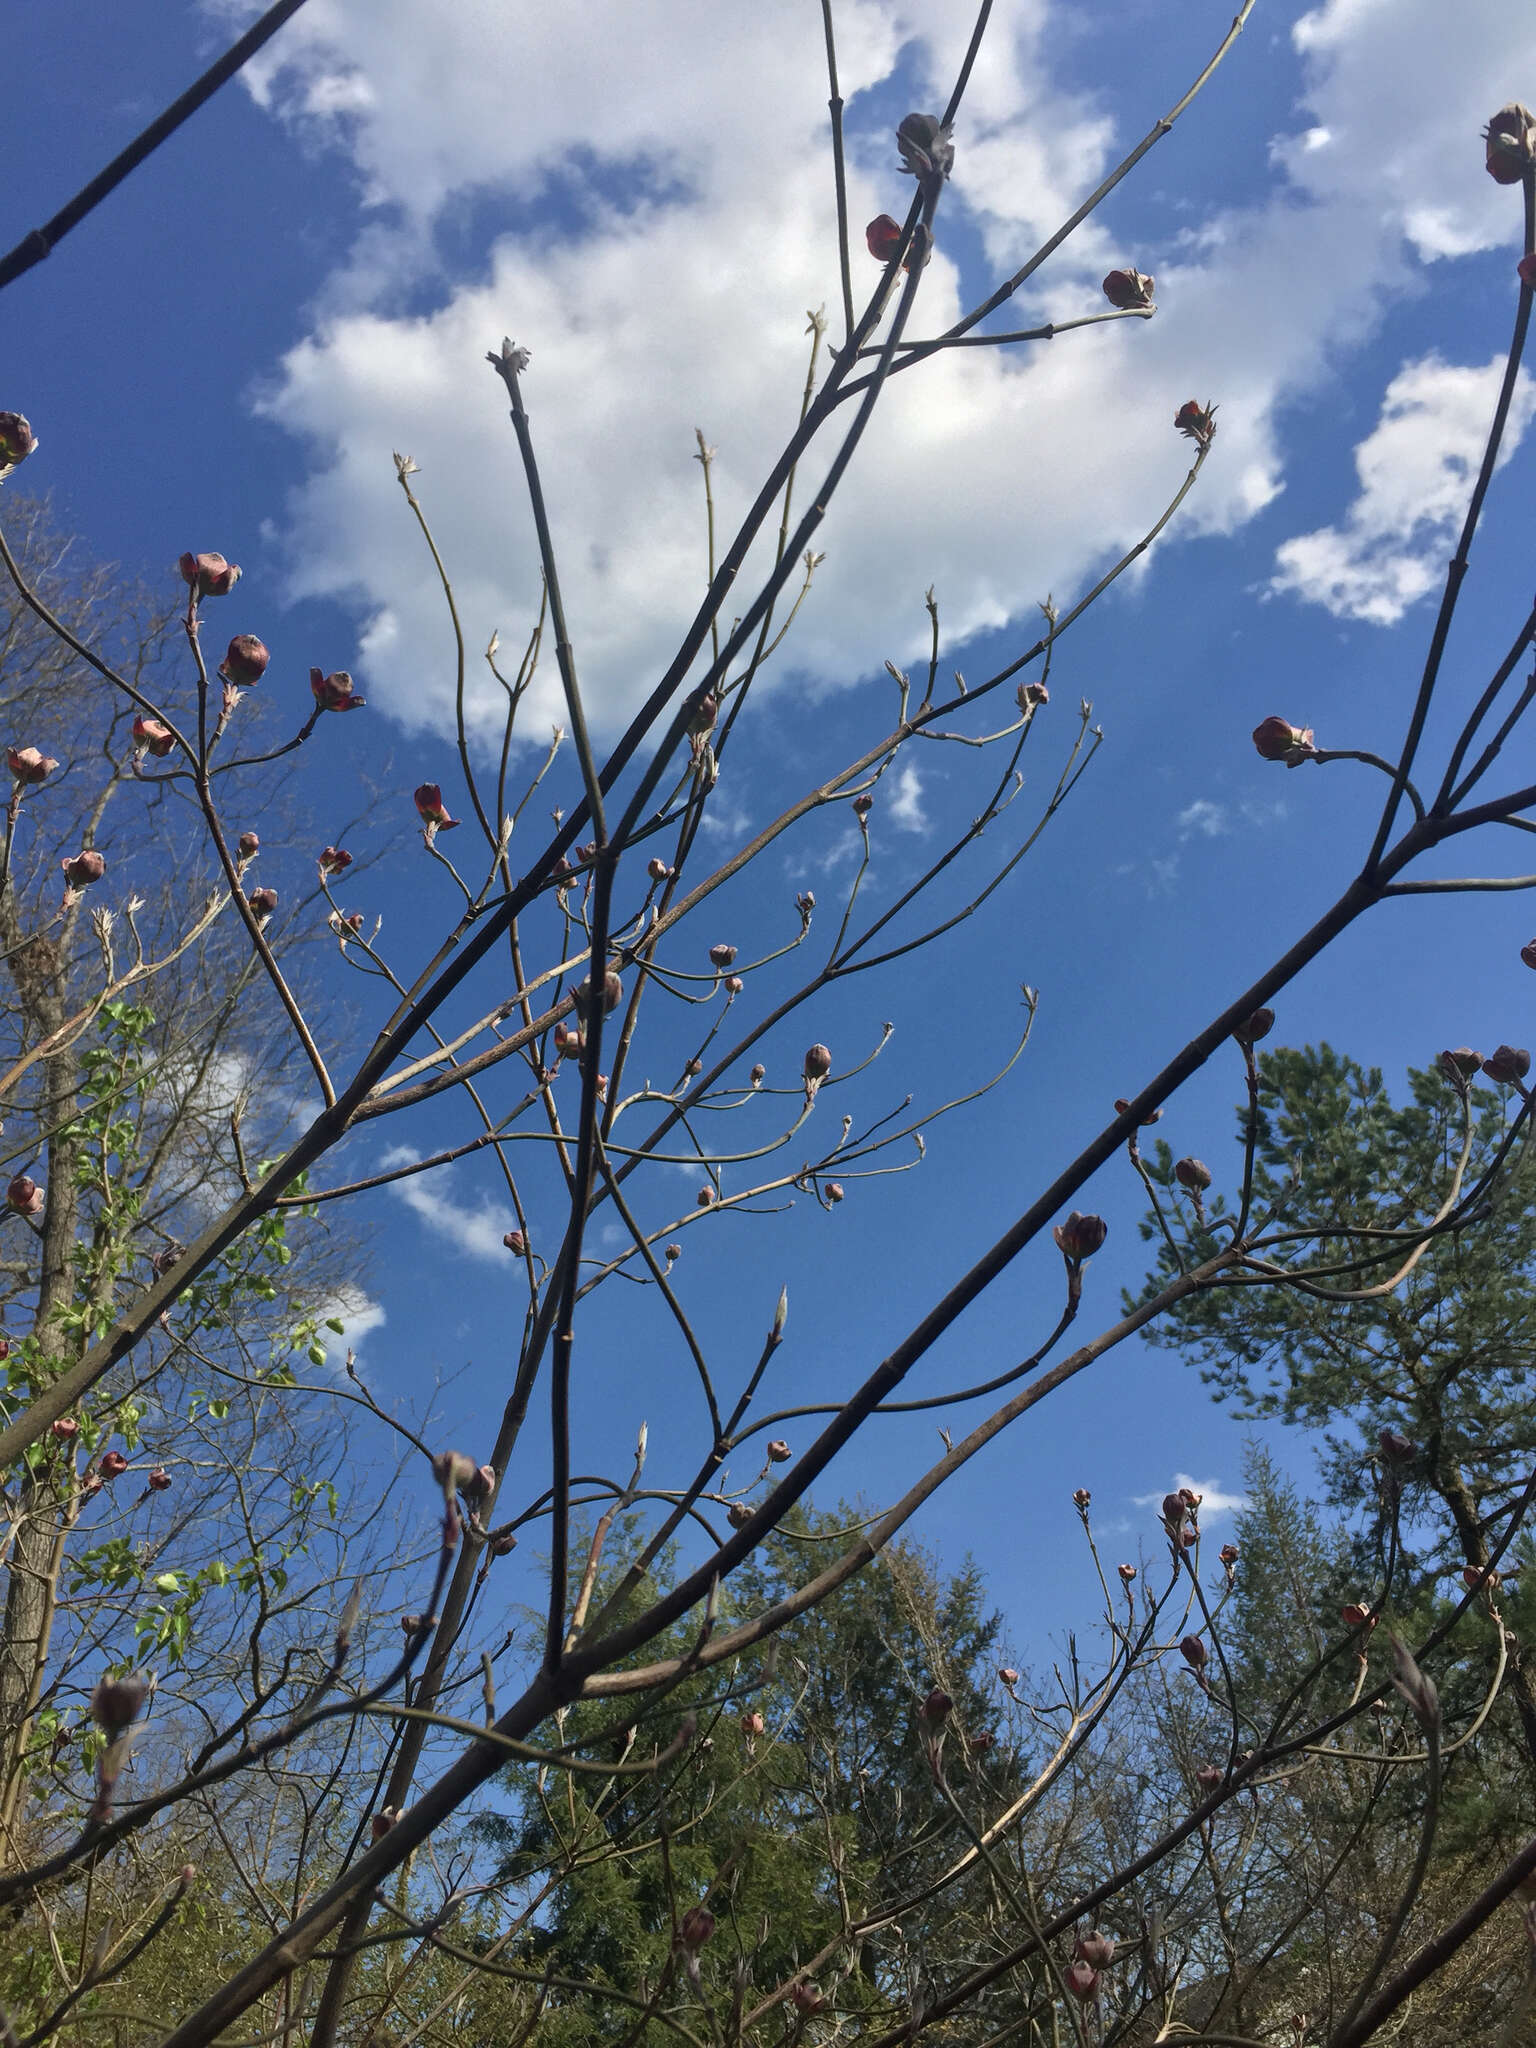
[1177,798,1228,838]
[379,1144,515,1262]
[1270,355,1536,623]
[216,0,1536,743]
[1133,1471,1248,1522]
[886,760,928,833]
[314,1284,387,1362]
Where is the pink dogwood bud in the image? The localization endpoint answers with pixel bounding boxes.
[318,846,352,878]
[6,1175,43,1217]
[740,1710,766,1738]
[1065,1961,1098,2001]
[237,831,260,859]
[803,1043,833,1083]
[852,792,874,817]
[414,783,459,832]
[709,943,737,969]
[727,1502,752,1529]
[1174,398,1218,448]
[665,1242,682,1260]
[503,1229,526,1256]
[179,551,241,597]
[144,1467,172,1493]
[132,716,174,758]
[99,1450,129,1480]
[310,668,365,713]
[697,1185,717,1207]
[1102,267,1154,309]
[431,1450,478,1494]
[219,634,270,686]
[1114,1097,1161,1125]
[246,886,278,921]
[790,1982,825,2015]
[1483,1044,1530,1085]
[1073,1487,1092,1509]
[1195,1763,1225,1793]
[1340,1603,1375,1629]
[1075,1931,1116,1969]
[1017,679,1049,710]
[61,849,105,890]
[1053,1211,1107,1263]
[825,1182,845,1204]
[678,1906,716,1951]
[767,1439,792,1462]
[998,1666,1019,1685]
[1175,1156,1212,1194]
[8,746,57,784]
[0,412,38,466]
[91,1674,148,1730]
[866,213,904,262]
[1485,103,1536,185]
[1378,1428,1416,1463]
[51,1416,79,1440]
[1219,1542,1239,1566]
[1252,715,1317,766]
[646,856,672,881]
[725,974,743,994]
[1233,1007,1274,1048]
[1180,1634,1208,1673]
[1118,1563,1137,1582]
[919,1687,952,1727]
[1520,253,1536,289]
[749,1063,765,1086]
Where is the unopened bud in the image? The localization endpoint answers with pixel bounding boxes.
[824,1181,845,1204]
[52,1416,79,1440]
[147,1468,172,1492]
[1378,1428,1416,1464]
[1102,267,1154,309]
[998,1666,1019,1685]
[219,634,270,686]
[8,746,58,784]
[430,1449,478,1494]
[740,1710,766,1738]
[803,1043,832,1083]
[310,668,365,713]
[727,1501,752,1527]
[1483,1044,1530,1085]
[1195,1763,1225,1793]
[246,886,278,921]
[749,1063,766,1086]
[919,1687,952,1727]
[100,1450,129,1479]
[503,1229,526,1256]
[697,1185,717,1207]
[1053,1211,1107,1263]
[237,831,260,859]
[1340,1603,1375,1629]
[6,1175,43,1218]
[1174,398,1218,447]
[132,717,174,758]
[1252,715,1317,766]
[1118,1563,1137,1582]
[709,943,737,969]
[678,1905,716,1951]
[1233,1006,1274,1048]
[1180,1634,1208,1673]
[1175,1157,1212,1194]
[1065,1960,1098,2001]
[91,1674,148,1730]
[1073,1487,1091,1510]
[1075,1931,1116,1969]
[0,412,38,466]
[61,848,106,891]
[1486,103,1536,184]
[1390,1636,1440,1734]
[179,551,241,598]
[767,1439,791,1462]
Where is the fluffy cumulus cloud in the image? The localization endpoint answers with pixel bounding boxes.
[1270,354,1536,622]
[214,0,1536,741]
[1134,1471,1248,1522]
[379,1145,516,1261]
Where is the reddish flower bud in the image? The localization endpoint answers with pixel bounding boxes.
[1174,398,1217,447]
[1439,1046,1484,1089]
[852,792,874,817]
[728,1500,752,1527]
[998,1666,1020,1685]
[0,412,38,466]
[61,849,105,890]
[725,974,743,994]
[1179,1487,1202,1510]
[1252,715,1317,766]
[1073,1487,1092,1509]
[465,1464,497,1501]
[1219,1542,1239,1565]
[247,886,278,921]
[1075,1931,1116,1970]
[1175,1157,1212,1196]
[896,111,954,183]
[1340,1603,1375,1629]
[237,831,260,859]
[147,1467,172,1491]
[919,1687,952,1726]
[51,1416,79,1440]
[1233,1007,1274,1048]
[1102,267,1154,309]
[503,1229,526,1256]
[1378,1428,1416,1463]
[709,943,738,970]
[132,716,175,758]
[1463,1565,1500,1590]
[697,1185,717,1207]
[91,1674,148,1730]
[825,1181,845,1204]
[1483,1044,1530,1085]
[219,634,270,687]
[1114,1097,1162,1125]
[687,691,718,741]
[803,1043,833,1083]
[646,856,672,881]
[790,1982,826,2015]
[430,1449,478,1494]
[749,1063,766,1086]
[1195,1763,1225,1793]
[665,1243,682,1260]
[1485,103,1536,185]
[99,1450,129,1480]
[740,1710,766,1738]
[6,1175,43,1218]
[767,1439,791,1462]
[678,1905,716,1951]
[1180,1634,1208,1673]
[7,746,57,784]
[179,551,241,597]
[1118,1563,1137,1582]
[310,667,365,713]
[1053,1211,1108,1263]
[1017,679,1049,710]
[866,213,904,262]
[1520,254,1536,290]
[414,783,459,831]
[318,846,352,878]
[1162,1491,1187,1526]
[1065,1960,1099,2001]
[371,1806,399,1840]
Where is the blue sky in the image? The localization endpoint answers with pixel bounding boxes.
[7,0,1536,1656]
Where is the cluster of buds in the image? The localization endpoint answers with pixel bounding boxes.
[247,886,278,924]
[1486,103,1536,184]
[1102,267,1154,310]
[0,411,38,471]
[311,667,365,714]
[318,845,352,880]
[1174,398,1217,449]
[1252,716,1317,767]
[1162,1486,1201,1548]
[179,551,241,599]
